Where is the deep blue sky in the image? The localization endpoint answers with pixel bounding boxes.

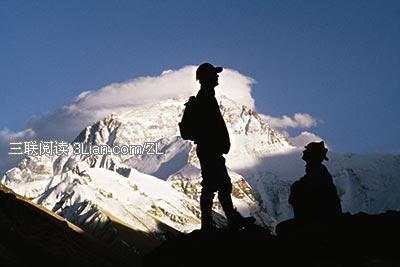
[1,0,399,154]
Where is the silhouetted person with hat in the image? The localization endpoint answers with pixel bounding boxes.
[289,141,342,222]
[276,141,342,237]
[194,62,255,232]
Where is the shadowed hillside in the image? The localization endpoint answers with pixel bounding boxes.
[0,184,145,267]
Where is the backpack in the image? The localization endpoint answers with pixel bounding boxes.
[179,96,199,141]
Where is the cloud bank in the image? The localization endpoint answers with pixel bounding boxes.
[25,66,255,141]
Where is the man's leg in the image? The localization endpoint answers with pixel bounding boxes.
[217,167,256,229]
[200,188,215,230]
[219,185,245,225]
[196,146,218,230]
[218,183,236,218]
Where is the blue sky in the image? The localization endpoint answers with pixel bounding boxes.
[1,0,399,155]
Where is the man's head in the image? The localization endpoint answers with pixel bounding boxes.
[196,62,223,87]
[302,141,329,164]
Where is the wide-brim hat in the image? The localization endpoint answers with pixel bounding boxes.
[304,141,329,160]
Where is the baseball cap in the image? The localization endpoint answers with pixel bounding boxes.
[196,62,223,80]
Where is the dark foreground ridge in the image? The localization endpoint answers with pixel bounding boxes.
[144,212,400,267]
[0,184,142,267]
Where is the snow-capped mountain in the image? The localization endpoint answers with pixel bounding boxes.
[2,94,400,246]
[0,95,285,242]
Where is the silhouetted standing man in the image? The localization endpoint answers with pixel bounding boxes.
[289,141,342,222]
[194,62,255,232]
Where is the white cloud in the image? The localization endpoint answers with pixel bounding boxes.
[26,65,255,141]
[68,66,254,112]
[260,113,317,129]
[289,131,325,148]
